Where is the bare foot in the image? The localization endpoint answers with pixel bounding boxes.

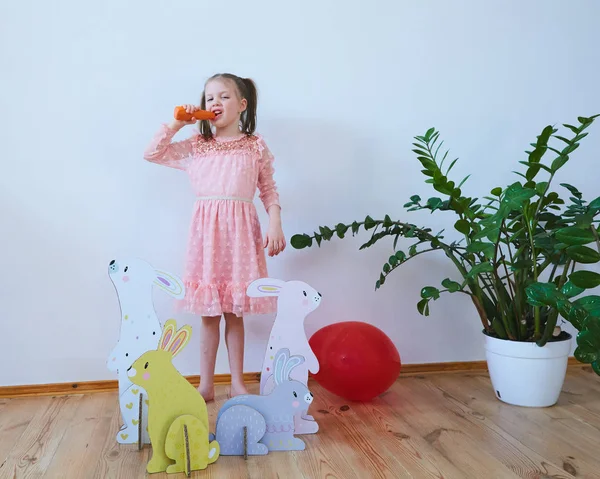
[229,382,248,398]
[198,385,214,402]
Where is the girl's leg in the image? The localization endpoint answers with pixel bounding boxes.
[199,315,221,401]
[223,312,248,397]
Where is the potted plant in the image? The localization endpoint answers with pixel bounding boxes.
[291,114,600,407]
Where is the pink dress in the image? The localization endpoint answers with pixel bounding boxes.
[143,124,279,317]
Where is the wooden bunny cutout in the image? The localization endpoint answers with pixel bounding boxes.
[214,348,315,455]
[247,278,322,434]
[107,257,184,445]
[127,319,219,475]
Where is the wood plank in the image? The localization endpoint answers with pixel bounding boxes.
[1,395,83,478]
[429,372,599,478]
[424,374,577,478]
[346,389,468,478]
[0,397,54,474]
[42,393,114,478]
[384,376,549,479]
[302,380,418,477]
[88,392,150,479]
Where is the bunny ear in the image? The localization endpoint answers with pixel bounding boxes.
[246,278,285,298]
[273,348,290,386]
[154,270,185,299]
[166,326,191,358]
[159,319,177,351]
[283,354,305,380]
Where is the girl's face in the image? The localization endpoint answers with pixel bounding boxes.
[204,78,247,131]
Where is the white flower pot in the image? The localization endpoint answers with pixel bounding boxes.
[483,331,572,407]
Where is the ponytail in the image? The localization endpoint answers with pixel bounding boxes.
[199,73,258,140]
[240,77,257,136]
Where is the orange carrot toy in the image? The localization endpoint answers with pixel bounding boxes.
[174,106,216,121]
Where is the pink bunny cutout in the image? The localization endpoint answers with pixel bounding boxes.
[247,278,322,434]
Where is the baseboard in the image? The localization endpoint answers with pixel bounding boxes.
[0,372,260,399]
[0,358,583,399]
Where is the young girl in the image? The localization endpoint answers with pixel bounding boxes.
[143,73,285,400]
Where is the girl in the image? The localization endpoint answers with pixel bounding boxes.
[143,73,285,401]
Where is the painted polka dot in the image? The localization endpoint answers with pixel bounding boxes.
[266,367,270,371]
[270,356,274,360]
[124,315,129,320]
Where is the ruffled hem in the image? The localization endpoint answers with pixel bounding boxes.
[175,281,277,317]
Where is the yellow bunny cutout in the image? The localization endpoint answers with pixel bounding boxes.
[127,319,219,474]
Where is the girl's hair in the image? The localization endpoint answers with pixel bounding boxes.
[199,73,258,140]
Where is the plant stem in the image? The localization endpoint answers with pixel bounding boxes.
[524,208,541,339]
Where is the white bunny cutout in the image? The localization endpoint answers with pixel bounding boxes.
[106,257,185,444]
[247,278,322,434]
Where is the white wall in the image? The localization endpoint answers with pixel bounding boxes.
[2,0,599,386]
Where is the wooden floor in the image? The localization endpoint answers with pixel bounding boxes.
[2,367,600,479]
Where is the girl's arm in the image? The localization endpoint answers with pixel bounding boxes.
[257,138,285,256]
[143,120,197,170]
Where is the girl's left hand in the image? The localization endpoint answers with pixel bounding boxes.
[264,223,286,257]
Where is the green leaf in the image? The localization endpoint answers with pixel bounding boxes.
[555,226,596,246]
[441,278,461,292]
[503,182,536,210]
[395,250,407,262]
[421,287,440,300]
[383,215,394,228]
[458,175,471,188]
[364,216,377,230]
[563,123,579,134]
[573,296,600,317]
[575,325,600,363]
[570,271,600,289]
[409,244,418,256]
[389,255,399,267]
[560,183,582,199]
[473,226,500,241]
[410,195,421,203]
[351,221,360,234]
[491,187,503,196]
[568,306,587,330]
[554,135,573,145]
[589,196,600,211]
[467,262,494,278]
[454,219,470,235]
[291,234,312,249]
[562,281,585,299]
[427,198,443,211]
[526,282,561,307]
[551,155,570,172]
[574,344,599,364]
[383,263,391,273]
[566,245,600,264]
[535,182,549,195]
[446,158,458,175]
[466,242,495,259]
[417,298,430,316]
[319,226,334,241]
[335,223,349,239]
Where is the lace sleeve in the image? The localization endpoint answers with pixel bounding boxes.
[143,124,196,171]
[256,137,281,212]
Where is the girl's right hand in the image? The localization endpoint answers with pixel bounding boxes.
[170,104,201,129]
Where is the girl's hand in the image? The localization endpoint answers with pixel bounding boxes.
[264,221,286,257]
[170,104,201,129]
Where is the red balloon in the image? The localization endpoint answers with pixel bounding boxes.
[309,321,401,401]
